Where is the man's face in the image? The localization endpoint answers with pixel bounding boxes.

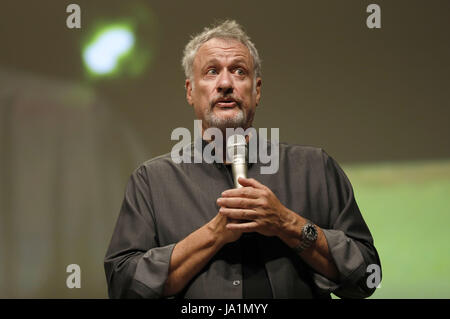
[186,38,261,132]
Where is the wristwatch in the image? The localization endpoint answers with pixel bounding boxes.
[293,221,318,254]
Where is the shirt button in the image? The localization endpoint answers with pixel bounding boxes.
[232,280,241,286]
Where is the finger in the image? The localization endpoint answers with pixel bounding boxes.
[237,177,266,190]
[221,187,261,199]
[226,221,258,232]
[219,207,259,220]
[217,197,258,209]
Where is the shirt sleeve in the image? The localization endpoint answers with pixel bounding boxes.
[312,150,382,298]
[104,166,175,298]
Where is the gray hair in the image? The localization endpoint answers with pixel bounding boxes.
[182,20,262,81]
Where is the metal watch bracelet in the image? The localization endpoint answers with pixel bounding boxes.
[292,220,316,254]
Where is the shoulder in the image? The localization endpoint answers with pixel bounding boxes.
[141,151,175,169]
[278,142,345,176]
[277,141,328,163]
[131,151,179,180]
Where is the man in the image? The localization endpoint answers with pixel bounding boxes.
[104,20,381,299]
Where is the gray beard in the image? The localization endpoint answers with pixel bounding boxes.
[204,107,246,131]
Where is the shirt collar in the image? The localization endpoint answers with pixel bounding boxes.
[189,130,265,169]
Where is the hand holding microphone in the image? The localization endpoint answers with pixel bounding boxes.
[218,135,293,237]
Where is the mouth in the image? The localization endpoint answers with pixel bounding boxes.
[214,98,239,109]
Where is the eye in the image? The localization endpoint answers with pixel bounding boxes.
[234,68,245,76]
[207,68,217,75]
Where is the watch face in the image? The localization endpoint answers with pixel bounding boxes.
[304,224,318,241]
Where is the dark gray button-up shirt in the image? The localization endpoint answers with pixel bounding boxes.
[104,138,381,299]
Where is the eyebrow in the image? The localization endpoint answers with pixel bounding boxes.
[202,57,250,67]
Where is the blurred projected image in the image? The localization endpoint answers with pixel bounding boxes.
[83,25,136,76]
[344,161,450,298]
[81,4,156,80]
[0,1,156,298]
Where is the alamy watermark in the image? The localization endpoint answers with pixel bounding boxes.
[366,4,381,29]
[66,4,81,29]
[366,264,382,289]
[66,264,81,289]
[65,4,380,30]
[171,120,280,174]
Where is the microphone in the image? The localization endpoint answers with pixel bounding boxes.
[226,134,248,188]
[226,134,254,235]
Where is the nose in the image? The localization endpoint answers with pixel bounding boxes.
[217,70,233,95]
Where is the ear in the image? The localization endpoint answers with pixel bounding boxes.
[185,79,194,106]
[255,77,262,106]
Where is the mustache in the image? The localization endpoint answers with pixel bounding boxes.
[210,95,242,108]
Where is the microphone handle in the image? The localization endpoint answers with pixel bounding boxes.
[232,162,254,237]
[231,162,247,188]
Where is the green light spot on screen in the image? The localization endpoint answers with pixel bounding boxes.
[83,26,135,75]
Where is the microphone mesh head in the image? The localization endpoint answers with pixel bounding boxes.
[226,134,247,163]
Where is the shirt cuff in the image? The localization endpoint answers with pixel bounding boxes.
[312,229,366,294]
[130,243,176,298]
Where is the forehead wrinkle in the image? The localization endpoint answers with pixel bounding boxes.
[199,50,249,62]
[202,55,250,66]
[194,39,253,70]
